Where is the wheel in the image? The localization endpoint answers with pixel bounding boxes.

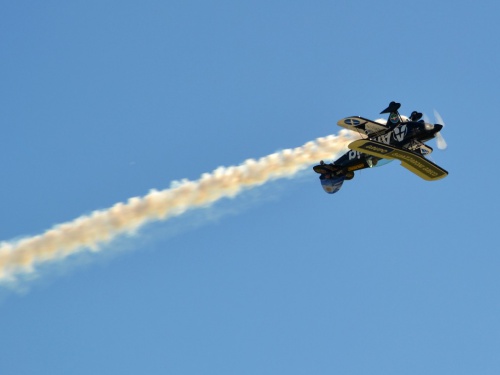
[345,171,355,180]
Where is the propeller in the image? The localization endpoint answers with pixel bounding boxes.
[433,110,448,150]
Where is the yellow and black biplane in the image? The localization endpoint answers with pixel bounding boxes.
[313,101,448,194]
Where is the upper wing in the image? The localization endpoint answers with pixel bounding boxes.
[337,116,390,137]
[348,139,448,181]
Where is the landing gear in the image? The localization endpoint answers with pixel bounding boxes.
[366,158,379,168]
[345,171,355,180]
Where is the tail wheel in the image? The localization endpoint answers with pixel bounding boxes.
[345,171,355,180]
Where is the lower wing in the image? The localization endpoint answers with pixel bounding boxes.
[348,139,448,181]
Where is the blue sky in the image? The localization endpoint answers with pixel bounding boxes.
[1,1,499,374]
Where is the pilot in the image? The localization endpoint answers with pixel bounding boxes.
[410,111,424,122]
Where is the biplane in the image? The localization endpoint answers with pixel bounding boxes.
[313,102,448,194]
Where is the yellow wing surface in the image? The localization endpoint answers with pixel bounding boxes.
[349,139,448,181]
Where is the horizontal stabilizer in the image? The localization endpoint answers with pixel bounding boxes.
[348,139,448,181]
[313,163,341,174]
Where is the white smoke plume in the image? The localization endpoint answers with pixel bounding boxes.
[0,131,353,283]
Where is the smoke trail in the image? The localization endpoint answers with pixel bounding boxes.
[0,131,353,282]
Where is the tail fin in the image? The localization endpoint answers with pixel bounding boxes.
[380,101,402,127]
